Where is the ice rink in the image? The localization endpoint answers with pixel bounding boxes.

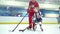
[0,24,60,34]
[0,0,60,34]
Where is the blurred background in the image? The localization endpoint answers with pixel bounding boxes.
[0,0,60,24]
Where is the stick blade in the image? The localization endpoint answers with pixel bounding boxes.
[8,30,14,32]
[19,30,24,32]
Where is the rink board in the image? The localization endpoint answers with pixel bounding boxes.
[0,16,58,24]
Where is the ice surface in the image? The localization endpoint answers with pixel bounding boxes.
[0,24,60,34]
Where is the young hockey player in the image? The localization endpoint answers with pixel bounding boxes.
[27,0,39,30]
[33,11,43,31]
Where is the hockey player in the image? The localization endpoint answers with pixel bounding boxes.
[33,11,43,31]
[27,0,39,30]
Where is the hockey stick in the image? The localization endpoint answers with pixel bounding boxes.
[19,22,34,32]
[19,12,44,32]
[8,13,27,32]
[19,27,28,32]
[18,13,40,32]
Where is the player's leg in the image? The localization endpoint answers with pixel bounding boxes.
[33,23,37,31]
[33,19,38,31]
[39,21,43,31]
[27,13,32,30]
[27,12,34,30]
[31,12,36,30]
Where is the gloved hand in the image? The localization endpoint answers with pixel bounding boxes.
[34,8,38,13]
[27,9,29,13]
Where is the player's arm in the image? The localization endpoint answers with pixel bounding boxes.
[39,12,43,17]
[27,1,31,13]
[34,2,39,12]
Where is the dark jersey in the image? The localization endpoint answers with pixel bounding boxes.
[33,11,42,23]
